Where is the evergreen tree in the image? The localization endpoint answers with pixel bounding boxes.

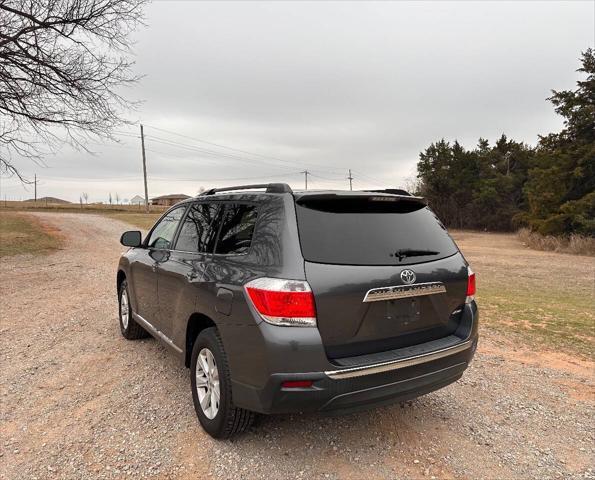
[416,50,594,236]
[523,49,594,235]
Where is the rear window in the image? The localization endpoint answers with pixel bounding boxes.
[295,195,458,266]
[214,203,258,255]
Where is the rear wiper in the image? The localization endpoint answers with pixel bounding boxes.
[394,249,440,262]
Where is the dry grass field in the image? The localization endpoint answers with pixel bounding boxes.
[0,211,63,257]
[451,230,595,358]
[0,201,163,232]
[0,205,161,257]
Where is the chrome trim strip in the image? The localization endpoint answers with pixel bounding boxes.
[324,339,472,380]
[363,281,446,303]
[132,312,183,354]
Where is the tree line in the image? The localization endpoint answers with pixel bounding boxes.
[416,49,594,236]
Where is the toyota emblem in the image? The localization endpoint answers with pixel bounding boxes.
[400,269,416,285]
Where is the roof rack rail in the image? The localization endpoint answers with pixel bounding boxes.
[363,188,412,196]
[201,183,293,196]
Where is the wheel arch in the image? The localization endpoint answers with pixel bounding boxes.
[116,269,126,294]
[185,313,217,368]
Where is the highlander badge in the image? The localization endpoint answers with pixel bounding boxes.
[363,282,446,302]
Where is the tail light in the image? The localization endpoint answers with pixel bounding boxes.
[244,277,317,327]
[465,267,476,303]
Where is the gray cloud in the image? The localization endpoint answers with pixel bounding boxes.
[2,1,593,202]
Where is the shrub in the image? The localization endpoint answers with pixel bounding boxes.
[517,228,595,256]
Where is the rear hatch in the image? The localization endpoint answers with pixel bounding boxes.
[295,193,468,359]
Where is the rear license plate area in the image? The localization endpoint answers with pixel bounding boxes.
[386,298,421,327]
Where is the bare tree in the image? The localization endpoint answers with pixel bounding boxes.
[115,192,120,205]
[108,192,112,205]
[82,192,88,204]
[403,175,422,196]
[0,0,147,181]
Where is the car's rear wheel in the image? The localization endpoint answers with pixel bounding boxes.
[190,327,255,438]
[118,280,148,340]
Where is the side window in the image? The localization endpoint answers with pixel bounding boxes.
[175,202,220,253]
[146,206,186,250]
[214,204,258,255]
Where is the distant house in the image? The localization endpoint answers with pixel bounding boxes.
[129,195,145,205]
[150,193,191,206]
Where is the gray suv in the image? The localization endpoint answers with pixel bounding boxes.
[117,184,478,438]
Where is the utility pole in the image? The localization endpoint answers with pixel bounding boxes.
[348,169,353,191]
[140,124,149,213]
[301,170,310,190]
[34,174,37,202]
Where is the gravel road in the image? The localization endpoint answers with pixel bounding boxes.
[1,212,593,480]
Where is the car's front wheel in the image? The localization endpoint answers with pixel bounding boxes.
[190,327,255,438]
[118,280,148,340]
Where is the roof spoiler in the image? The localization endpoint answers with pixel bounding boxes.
[200,183,293,196]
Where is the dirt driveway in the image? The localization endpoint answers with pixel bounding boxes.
[1,213,593,480]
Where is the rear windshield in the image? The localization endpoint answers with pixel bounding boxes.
[295,195,458,266]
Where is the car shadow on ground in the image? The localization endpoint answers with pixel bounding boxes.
[143,332,438,438]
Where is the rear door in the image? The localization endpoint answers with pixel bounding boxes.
[156,201,221,340]
[295,194,468,359]
[198,202,260,321]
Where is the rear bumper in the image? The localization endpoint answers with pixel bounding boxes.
[231,301,478,415]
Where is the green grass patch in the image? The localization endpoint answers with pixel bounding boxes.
[0,212,62,257]
[478,285,594,357]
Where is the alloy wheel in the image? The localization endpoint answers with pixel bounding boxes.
[120,289,129,329]
[195,348,220,419]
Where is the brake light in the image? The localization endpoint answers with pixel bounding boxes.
[466,267,476,302]
[244,277,317,327]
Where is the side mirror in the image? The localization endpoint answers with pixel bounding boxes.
[120,230,142,248]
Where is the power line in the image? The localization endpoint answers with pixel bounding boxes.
[37,174,143,182]
[18,173,303,184]
[113,131,140,139]
[144,135,299,172]
[150,172,303,183]
[308,172,346,181]
[75,126,398,190]
[118,126,368,187]
[351,169,392,187]
[140,123,346,173]
[144,147,239,167]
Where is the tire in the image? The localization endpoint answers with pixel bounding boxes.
[190,327,255,438]
[118,280,149,340]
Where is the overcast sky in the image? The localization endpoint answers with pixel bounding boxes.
[2,0,594,202]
